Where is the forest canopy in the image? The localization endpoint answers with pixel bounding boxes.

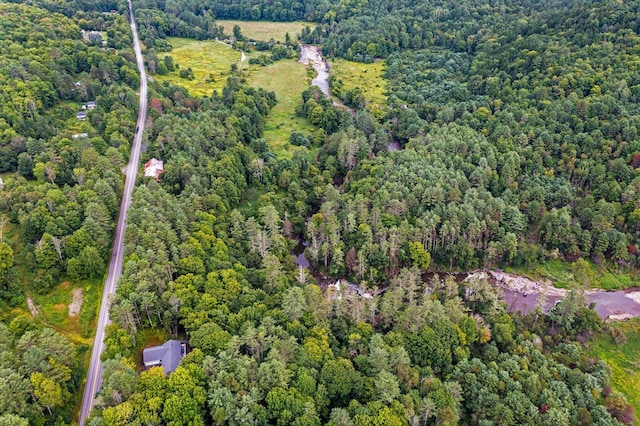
[0,0,639,425]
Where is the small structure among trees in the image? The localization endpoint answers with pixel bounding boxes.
[144,158,164,181]
[142,340,186,374]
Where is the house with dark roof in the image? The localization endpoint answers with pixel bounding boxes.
[142,340,186,374]
[76,111,87,120]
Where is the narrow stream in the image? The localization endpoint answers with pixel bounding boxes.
[299,45,330,96]
[298,45,400,151]
[293,241,310,268]
[293,245,640,321]
[291,49,639,319]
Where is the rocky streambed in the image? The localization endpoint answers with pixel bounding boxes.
[486,271,640,321]
[299,44,330,96]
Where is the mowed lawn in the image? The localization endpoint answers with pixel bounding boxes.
[217,20,307,42]
[246,59,316,156]
[330,58,387,118]
[156,37,242,97]
[586,320,640,414]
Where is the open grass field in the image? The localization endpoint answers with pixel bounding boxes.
[506,259,638,290]
[245,59,316,156]
[217,20,307,42]
[30,277,103,342]
[156,37,242,97]
[330,58,387,118]
[155,37,317,156]
[586,320,640,414]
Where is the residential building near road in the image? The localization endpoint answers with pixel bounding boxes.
[144,158,164,180]
[142,340,186,374]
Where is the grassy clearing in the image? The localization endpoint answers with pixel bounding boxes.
[330,58,387,118]
[587,320,640,414]
[217,20,307,43]
[4,222,102,343]
[156,37,242,97]
[154,37,316,156]
[31,278,102,345]
[4,221,105,419]
[245,59,316,156]
[506,259,638,290]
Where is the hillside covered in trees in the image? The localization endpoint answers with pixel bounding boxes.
[0,1,143,424]
[0,0,639,425]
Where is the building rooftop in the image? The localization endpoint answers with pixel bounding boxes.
[142,340,186,374]
[144,158,164,180]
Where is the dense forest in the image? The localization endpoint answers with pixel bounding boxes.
[0,1,141,424]
[0,0,639,425]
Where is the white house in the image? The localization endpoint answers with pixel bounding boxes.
[144,158,164,180]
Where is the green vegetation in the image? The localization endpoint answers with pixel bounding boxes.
[156,38,242,97]
[247,60,316,156]
[2,0,640,424]
[217,19,306,42]
[507,259,638,290]
[154,37,315,156]
[587,320,640,415]
[330,58,387,118]
[0,1,140,424]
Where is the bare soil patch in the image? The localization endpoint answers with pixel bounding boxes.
[68,288,84,318]
[27,297,39,316]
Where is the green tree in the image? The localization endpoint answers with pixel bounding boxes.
[0,242,13,282]
[408,241,430,270]
[99,357,139,406]
[282,286,307,321]
[375,371,400,403]
[0,414,28,426]
[77,245,105,279]
[30,372,65,415]
[320,358,363,406]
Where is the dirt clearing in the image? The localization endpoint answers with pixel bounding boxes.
[68,288,83,317]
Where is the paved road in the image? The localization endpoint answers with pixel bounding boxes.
[78,1,147,424]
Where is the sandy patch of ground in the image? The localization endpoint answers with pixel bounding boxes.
[59,281,70,290]
[54,303,66,312]
[68,288,84,318]
[27,297,39,316]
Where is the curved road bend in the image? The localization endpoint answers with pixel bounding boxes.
[78,1,147,424]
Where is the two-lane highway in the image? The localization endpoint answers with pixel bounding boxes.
[78,1,147,424]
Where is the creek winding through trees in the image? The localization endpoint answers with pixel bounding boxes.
[293,246,640,320]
